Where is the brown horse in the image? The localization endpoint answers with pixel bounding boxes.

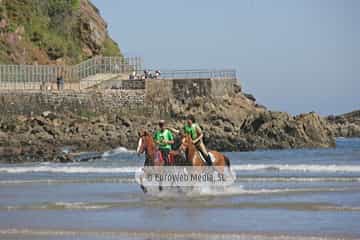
[136,130,186,192]
[137,130,162,167]
[137,130,186,166]
[179,134,231,173]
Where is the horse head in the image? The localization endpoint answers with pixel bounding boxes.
[137,130,155,155]
[179,134,194,154]
[137,130,147,154]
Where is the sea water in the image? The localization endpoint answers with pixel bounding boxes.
[0,138,359,240]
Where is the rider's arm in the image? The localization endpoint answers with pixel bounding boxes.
[153,132,161,145]
[165,131,175,144]
[165,139,175,144]
[193,125,203,144]
[167,127,180,134]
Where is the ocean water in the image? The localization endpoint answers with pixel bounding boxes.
[0,138,359,240]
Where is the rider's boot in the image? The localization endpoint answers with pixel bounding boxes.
[205,154,212,166]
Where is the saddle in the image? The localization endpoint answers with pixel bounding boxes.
[154,150,175,165]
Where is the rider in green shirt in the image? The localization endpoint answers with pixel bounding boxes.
[154,120,174,165]
[169,116,212,166]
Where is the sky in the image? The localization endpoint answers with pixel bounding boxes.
[92,0,359,116]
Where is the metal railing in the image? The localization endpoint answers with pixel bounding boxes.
[0,56,142,91]
[70,56,142,82]
[0,57,238,91]
[0,64,63,90]
[144,69,237,80]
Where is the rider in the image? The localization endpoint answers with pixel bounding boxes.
[154,120,174,166]
[169,117,212,166]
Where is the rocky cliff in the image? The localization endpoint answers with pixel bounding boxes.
[167,95,335,151]
[0,0,121,65]
[0,0,350,163]
[0,90,336,163]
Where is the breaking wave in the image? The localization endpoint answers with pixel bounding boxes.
[102,147,135,157]
[0,228,356,240]
[2,198,360,211]
[231,164,360,173]
[0,166,138,174]
[1,164,360,174]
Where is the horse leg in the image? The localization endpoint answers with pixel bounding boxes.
[140,184,147,193]
[139,174,147,193]
[158,163,163,192]
[210,151,234,182]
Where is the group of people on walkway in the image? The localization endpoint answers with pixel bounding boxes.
[129,70,161,80]
[153,117,212,166]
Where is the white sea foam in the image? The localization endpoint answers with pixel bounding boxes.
[0,178,136,185]
[237,177,360,182]
[191,186,359,197]
[231,164,360,173]
[52,202,109,210]
[0,166,139,174]
[102,147,135,157]
[1,164,360,174]
[1,228,355,240]
[222,186,301,195]
[1,177,360,185]
[2,202,113,211]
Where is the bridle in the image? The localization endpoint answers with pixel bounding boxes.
[179,135,191,159]
[137,133,147,154]
[179,137,187,152]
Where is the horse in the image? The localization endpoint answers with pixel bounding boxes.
[137,130,161,167]
[179,134,231,173]
[136,130,186,192]
[137,130,187,166]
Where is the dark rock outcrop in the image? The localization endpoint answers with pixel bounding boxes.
[326,110,360,137]
[166,97,335,151]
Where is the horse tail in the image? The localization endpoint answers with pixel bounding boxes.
[223,155,234,179]
[224,155,231,168]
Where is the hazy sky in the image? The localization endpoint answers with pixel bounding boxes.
[92,0,359,116]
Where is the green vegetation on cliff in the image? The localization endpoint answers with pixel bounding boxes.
[0,0,121,65]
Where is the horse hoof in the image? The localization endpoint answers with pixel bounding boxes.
[140,185,147,193]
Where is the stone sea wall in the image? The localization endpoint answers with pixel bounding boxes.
[0,90,146,118]
[0,78,237,118]
[145,78,237,103]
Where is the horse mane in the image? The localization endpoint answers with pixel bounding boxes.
[144,133,156,154]
[185,134,197,156]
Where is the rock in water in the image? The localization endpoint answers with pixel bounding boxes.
[326,110,360,137]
